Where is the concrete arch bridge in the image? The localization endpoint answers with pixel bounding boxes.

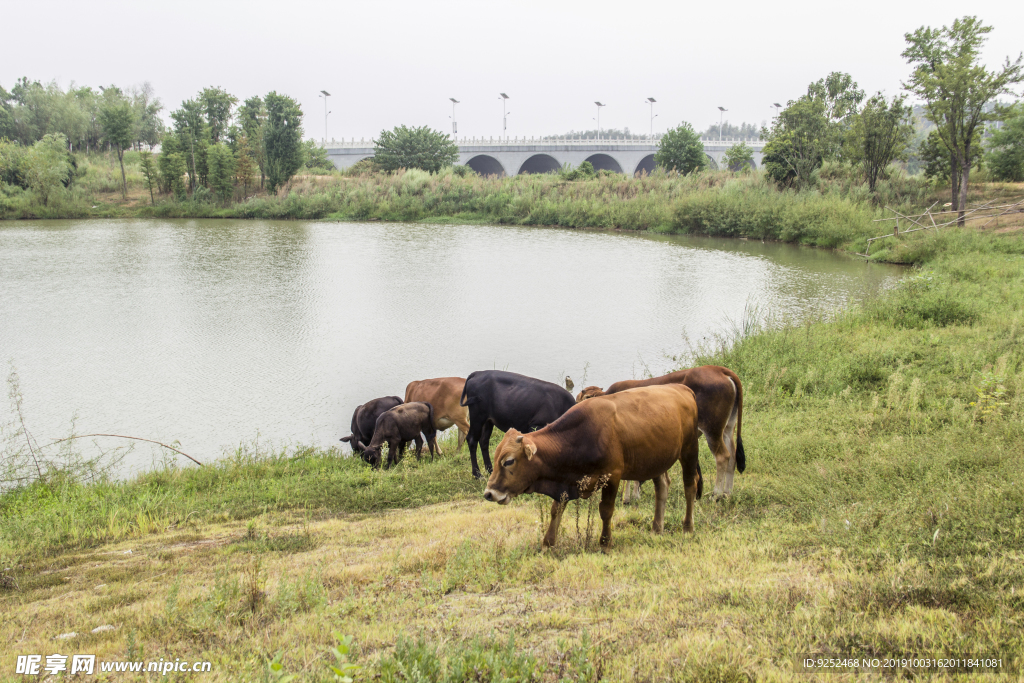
[325,137,765,177]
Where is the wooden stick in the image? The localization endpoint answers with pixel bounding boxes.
[48,434,203,466]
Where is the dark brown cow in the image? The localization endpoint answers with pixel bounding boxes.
[404,377,470,453]
[483,385,702,549]
[359,402,438,469]
[576,365,744,498]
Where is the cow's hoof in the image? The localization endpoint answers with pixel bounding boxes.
[473,472,484,480]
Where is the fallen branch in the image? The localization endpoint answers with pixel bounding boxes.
[48,434,203,467]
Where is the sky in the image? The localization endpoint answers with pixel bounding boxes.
[2,0,1022,142]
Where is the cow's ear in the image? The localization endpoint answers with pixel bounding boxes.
[514,435,523,443]
[524,441,537,460]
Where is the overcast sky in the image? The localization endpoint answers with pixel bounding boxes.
[3,0,1022,142]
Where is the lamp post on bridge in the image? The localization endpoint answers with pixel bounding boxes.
[319,90,331,145]
[717,106,728,142]
[646,97,657,139]
[594,102,605,140]
[449,98,460,136]
[499,93,509,140]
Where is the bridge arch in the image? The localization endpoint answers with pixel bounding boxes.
[518,154,561,175]
[585,153,623,174]
[704,154,719,171]
[466,155,506,177]
[633,154,657,177]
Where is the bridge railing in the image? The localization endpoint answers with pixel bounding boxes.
[325,136,765,149]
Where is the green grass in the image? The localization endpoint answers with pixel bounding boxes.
[2,225,1023,680]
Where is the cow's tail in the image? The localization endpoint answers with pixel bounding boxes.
[459,373,476,407]
[727,368,746,474]
[425,401,435,432]
[696,459,703,500]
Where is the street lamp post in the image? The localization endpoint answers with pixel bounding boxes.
[771,102,782,119]
[449,98,460,136]
[320,90,331,145]
[594,102,605,140]
[646,97,657,138]
[717,106,728,142]
[499,93,509,139]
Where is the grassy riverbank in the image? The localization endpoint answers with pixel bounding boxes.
[5,152,1023,257]
[2,227,1023,681]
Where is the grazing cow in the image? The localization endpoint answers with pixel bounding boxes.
[459,370,576,479]
[405,377,470,453]
[340,396,403,461]
[483,384,703,549]
[359,402,438,469]
[576,365,745,497]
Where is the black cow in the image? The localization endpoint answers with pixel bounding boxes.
[360,402,438,469]
[459,370,576,479]
[340,395,403,461]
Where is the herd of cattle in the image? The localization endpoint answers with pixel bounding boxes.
[341,366,745,548]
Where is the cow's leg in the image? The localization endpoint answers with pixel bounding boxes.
[413,435,423,461]
[466,420,484,479]
[479,421,495,474]
[599,480,620,550]
[622,480,641,505]
[681,439,701,533]
[455,416,470,452]
[542,499,566,548]
[706,428,731,499]
[723,413,739,495]
[426,432,438,462]
[652,473,669,534]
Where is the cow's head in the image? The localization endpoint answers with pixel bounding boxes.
[357,441,383,468]
[483,429,543,505]
[575,386,605,403]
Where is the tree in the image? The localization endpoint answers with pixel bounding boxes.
[164,153,188,200]
[263,91,304,192]
[845,93,915,191]
[24,133,72,206]
[200,86,237,144]
[986,103,1024,181]
[235,134,257,198]
[207,143,236,201]
[301,139,335,170]
[903,16,1024,223]
[722,142,755,172]
[237,96,266,188]
[373,125,459,173]
[170,98,209,192]
[131,82,164,150]
[760,97,831,186]
[919,129,982,182]
[139,150,158,204]
[654,122,707,174]
[98,87,135,198]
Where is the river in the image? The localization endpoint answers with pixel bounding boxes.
[0,219,901,473]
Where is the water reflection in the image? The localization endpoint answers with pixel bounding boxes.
[0,219,901,473]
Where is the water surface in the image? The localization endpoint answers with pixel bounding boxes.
[0,219,900,473]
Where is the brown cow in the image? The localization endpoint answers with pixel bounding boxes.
[359,402,438,469]
[404,377,470,453]
[576,365,744,498]
[483,384,702,549]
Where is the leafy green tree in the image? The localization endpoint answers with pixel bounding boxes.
[237,96,266,188]
[0,85,14,141]
[903,16,1024,223]
[157,134,182,193]
[654,122,707,174]
[918,129,982,182]
[0,137,28,188]
[98,87,135,198]
[301,139,335,170]
[139,150,158,204]
[24,133,72,206]
[235,134,258,198]
[200,87,237,144]
[845,93,915,191]
[373,125,459,173]
[761,97,831,186]
[164,152,188,200]
[263,92,304,191]
[986,103,1024,181]
[170,98,210,192]
[722,142,754,172]
[131,82,164,150]
[207,143,236,201]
